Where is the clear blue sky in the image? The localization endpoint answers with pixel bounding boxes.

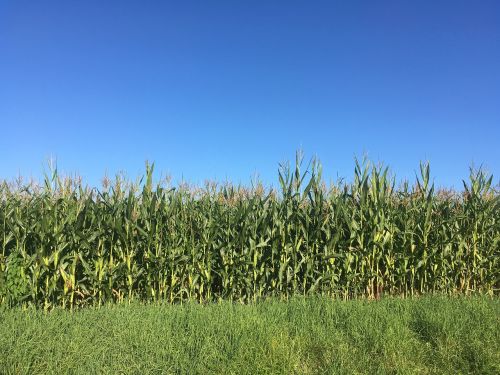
[1,1,499,189]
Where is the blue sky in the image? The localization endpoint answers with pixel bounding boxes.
[1,1,499,189]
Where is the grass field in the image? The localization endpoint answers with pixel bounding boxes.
[1,295,499,374]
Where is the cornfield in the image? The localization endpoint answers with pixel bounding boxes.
[1,154,499,309]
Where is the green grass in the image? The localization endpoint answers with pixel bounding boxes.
[1,296,499,374]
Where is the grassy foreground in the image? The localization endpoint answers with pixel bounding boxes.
[1,296,499,374]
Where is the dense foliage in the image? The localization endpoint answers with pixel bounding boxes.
[1,155,499,308]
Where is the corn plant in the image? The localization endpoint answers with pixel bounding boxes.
[0,154,498,309]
